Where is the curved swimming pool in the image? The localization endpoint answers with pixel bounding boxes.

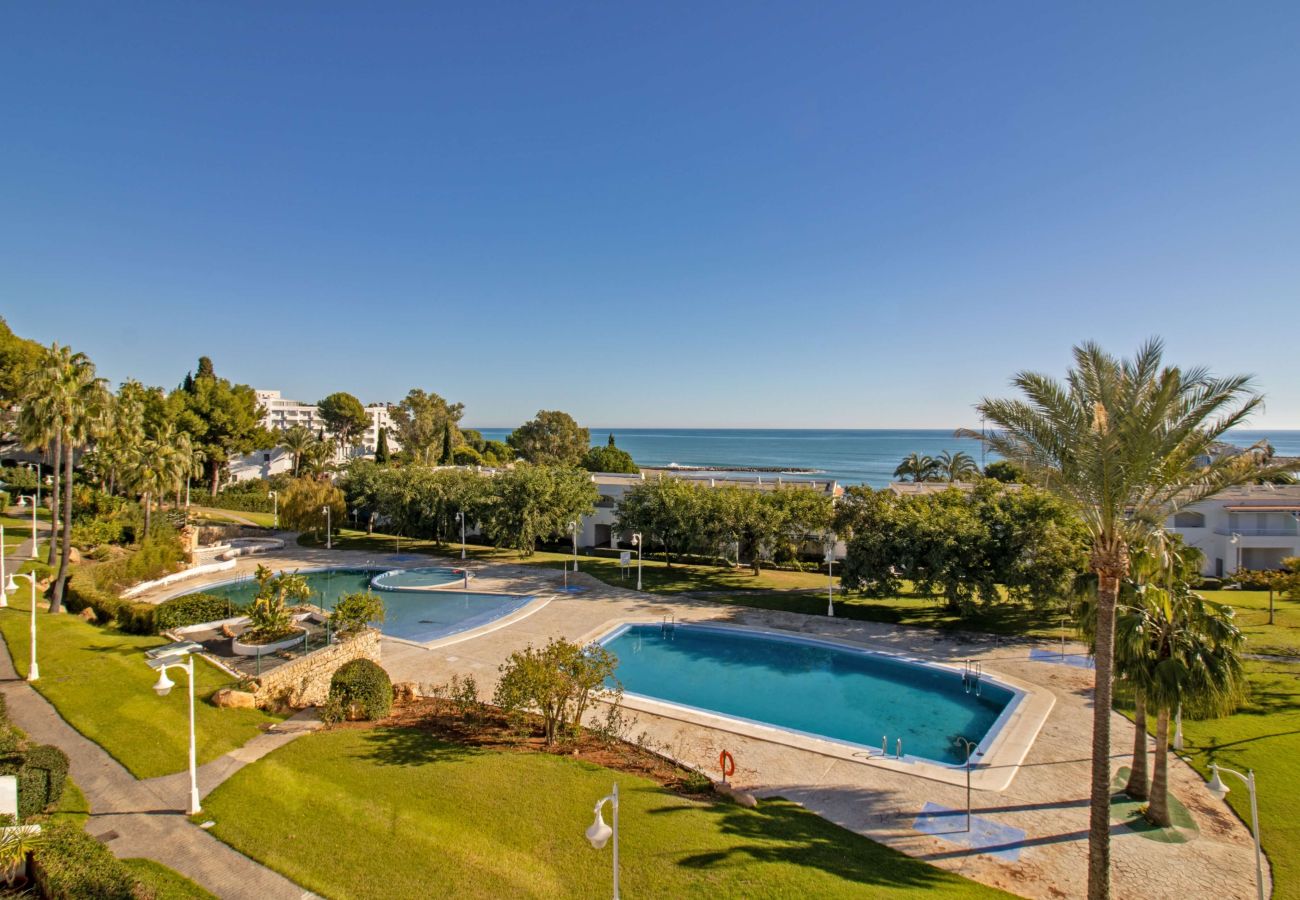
[176,567,531,644]
[369,566,466,591]
[600,623,1019,766]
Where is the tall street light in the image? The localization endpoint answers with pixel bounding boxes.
[322,505,332,550]
[824,533,836,617]
[455,511,466,560]
[28,491,37,559]
[147,648,202,815]
[1230,532,1242,573]
[1206,764,1264,900]
[6,572,39,681]
[268,490,279,529]
[569,521,579,573]
[631,533,642,592]
[0,525,6,609]
[585,782,620,899]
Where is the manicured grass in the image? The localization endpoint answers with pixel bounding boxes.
[200,728,1009,900]
[0,593,283,779]
[122,858,220,900]
[1200,589,1300,657]
[43,778,89,827]
[1174,660,1300,899]
[189,506,278,529]
[301,527,835,592]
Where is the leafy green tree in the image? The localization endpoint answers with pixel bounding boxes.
[481,440,514,467]
[317,392,369,454]
[970,339,1278,899]
[171,359,269,495]
[893,452,940,482]
[482,464,597,556]
[493,638,619,745]
[982,460,1023,483]
[615,476,707,566]
[453,445,483,466]
[0,316,43,430]
[280,478,346,539]
[936,450,979,482]
[331,591,385,638]
[581,444,639,474]
[508,410,590,466]
[390,388,464,465]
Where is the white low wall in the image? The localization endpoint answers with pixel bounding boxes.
[121,559,238,598]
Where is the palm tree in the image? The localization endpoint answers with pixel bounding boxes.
[278,425,315,477]
[298,437,336,479]
[16,372,61,568]
[967,339,1277,900]
[936,450,979,482]
[893,452,940,482]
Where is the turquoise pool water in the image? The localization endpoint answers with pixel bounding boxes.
[369,566,465,590]
[178,568,531,644]
[600,624,1016,765]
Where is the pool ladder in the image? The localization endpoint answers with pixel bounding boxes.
[962,660,983,696]
[661,614,676,639]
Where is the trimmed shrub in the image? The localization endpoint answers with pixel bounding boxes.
[329,591,385,638]
[32,822,136,899]
[22,745,68,811]
[154,593,245,632]
[61,569,155,634]
[329,658,392,720]
[0,745,70,821]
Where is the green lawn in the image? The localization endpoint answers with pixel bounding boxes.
[122,858,220,900]
[200,728,1009,900]
[0,593,283,778]
[1200,588,1300,657]
[301,527,835,592]
[1172,660,1300,899]
[189,506,278,529]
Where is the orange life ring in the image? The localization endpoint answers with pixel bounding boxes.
[719,750,735,780]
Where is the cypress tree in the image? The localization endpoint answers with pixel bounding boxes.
[440,418,456,465]
[375,426,390,464]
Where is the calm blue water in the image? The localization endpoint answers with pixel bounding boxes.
[370,566,465,590]
[601,624,1013,765]
[180,568,530,643]
[471,427,1300,487]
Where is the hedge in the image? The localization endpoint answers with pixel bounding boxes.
[32,821,136,899]
[155,593,246,632]
[329,658,393,720]
[0,744,70,822]
[60,569,156,635]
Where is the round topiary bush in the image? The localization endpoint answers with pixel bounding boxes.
[329,659,392,721]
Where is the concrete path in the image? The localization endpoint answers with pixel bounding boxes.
[0,636,318,900]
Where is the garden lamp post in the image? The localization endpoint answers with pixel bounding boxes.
[0,526,6,609]
[455,511,466,560]
[269,490,279,529]
[1174,703,1184,751]
[570,521,579,572]
[824,534,836,617]
[322,505,332,550]
[1206,764,1264,900]
[28,492,37,559]
[1230,532,1241,574]
[6,572,39,681]
[631,533,642,591]
[585,782,620,899]
[148,652,201,815]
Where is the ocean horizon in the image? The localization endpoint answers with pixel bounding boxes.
[468,427,1300,488]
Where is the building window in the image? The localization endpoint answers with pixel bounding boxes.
[1173,511,1205,528]
[263,453,271,462]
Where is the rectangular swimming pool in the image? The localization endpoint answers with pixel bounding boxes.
[600,623,1017,765]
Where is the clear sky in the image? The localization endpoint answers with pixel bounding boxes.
[3,3,1298,429]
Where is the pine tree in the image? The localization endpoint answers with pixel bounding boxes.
[608,433,616,448]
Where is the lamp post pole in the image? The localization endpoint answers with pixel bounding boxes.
[825,534,836,617]
[570,521,579,573]
[1207,764,1264,900]
[1230,532,1241,574]
[631,533,642,592]
[322,505,332,550]
[585,782,620,899]
[456,511,465,560]
[0,526,6,609]
[7,573,38,681]
[150,654,200,814]
[269,491,279,529]
[29,493,37,559]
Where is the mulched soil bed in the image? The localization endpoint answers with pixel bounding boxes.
[329,697,713,796]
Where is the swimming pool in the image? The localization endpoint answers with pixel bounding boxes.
[175,567,532,644]
[600,623,1018,765]
[369,566,466,591]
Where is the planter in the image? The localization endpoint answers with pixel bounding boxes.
[231,627,307,657]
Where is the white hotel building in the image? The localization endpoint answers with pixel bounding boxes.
[1165,484,1300,577]
[229,390,398,482]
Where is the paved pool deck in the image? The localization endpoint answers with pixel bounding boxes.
[164,545,1270,900]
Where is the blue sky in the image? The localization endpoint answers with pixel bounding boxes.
[3,3,1298,428]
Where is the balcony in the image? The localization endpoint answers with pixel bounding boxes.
[1215,527,1299,538]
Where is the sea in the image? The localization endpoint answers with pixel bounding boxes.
[470,428,1300,488]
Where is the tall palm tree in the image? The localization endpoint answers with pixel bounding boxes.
[967,339,1277,900]
[936,450,979,482]
[16,375,61,568]
[893,452,940,482]
[298,437,336,479]
[48,347,107,606]
[278,425,315,477]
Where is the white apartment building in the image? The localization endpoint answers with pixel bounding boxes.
[1166,484,1300,576]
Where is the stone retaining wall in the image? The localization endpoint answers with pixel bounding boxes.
[253,629,382,709]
